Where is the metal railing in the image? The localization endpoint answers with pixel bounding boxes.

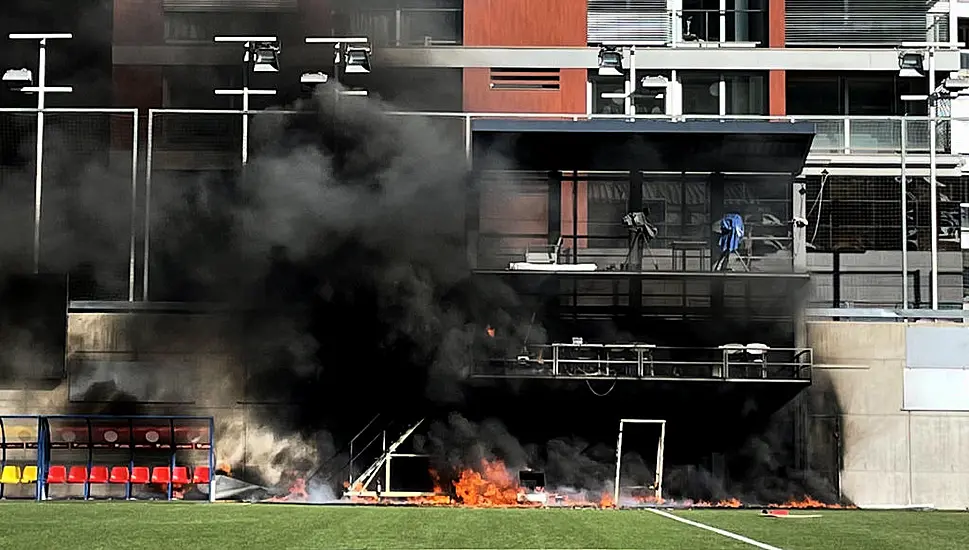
[475,343,812,382]
[0,107,139,301]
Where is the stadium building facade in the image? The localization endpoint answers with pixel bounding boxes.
[0,0,957,508]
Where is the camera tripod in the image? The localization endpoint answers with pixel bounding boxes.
[623,226,660,271]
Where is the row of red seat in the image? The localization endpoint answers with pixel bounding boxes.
[47,465,210,485]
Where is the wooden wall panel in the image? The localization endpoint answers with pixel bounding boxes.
[464,0,588,47]
[113,0,164,45]
[463,68,586,113]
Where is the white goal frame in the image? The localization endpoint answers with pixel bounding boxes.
[613,418,667,505]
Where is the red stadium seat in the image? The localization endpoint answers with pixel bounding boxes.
[47,465,67,484]
[130,467,149,484]
[151,466,171,484]
[172,466,189,485]
[109,466,129,484]
[89,466,109,484]
[67,466,88,483]
[192,466,211,484]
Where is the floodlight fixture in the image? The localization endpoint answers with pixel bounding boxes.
[250,41,281,73]
[301,71,329,85]
[2,68,32,91]
[598,46,623,77]
[343,45,372,74]
[898,50,925,76]
[942,78,969,93]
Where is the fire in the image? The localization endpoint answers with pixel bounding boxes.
[716,498,742,508]
[265,478,309,503]
[486,326,495,338]
[768,496,853,509]
[633,494,666,505]
[599,492,616,508]
[452,459,529,507]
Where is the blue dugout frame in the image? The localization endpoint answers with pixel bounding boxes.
[0,414,215,502]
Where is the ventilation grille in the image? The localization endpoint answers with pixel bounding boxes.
[786,0,927,46]
[163,0,297,11]
[489,69,561,91]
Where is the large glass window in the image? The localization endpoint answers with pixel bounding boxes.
[682,0,767,45]
[786,76,841,115]
[680,72,720,115]
[726,0,766,44]
[590,71,672,115]
[725,73,766,114]
[163,12,281,44]
[340,0,462,47]
[681,72,766,115]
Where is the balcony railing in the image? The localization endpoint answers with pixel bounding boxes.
[382,112,956,156]
[475,343,812,382]
[149,110,960,157]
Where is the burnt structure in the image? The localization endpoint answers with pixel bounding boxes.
[467,119,815,382]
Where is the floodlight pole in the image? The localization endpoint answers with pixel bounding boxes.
[929,46,939,309]
[9,33,73,274]
[903,41,957,308]
[214,36,278,165]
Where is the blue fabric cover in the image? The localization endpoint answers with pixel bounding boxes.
[718,214,745,253]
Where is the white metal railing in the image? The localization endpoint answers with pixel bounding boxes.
[0,107,139,301]
[381,112,956,155]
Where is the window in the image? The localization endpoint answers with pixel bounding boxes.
[725,73,766,115]
[682,0,767,45]
[786,76,841,115]
[787,73,930,116]
[680,72,721,114]
[340,0,462,46]
[590,71,672,115]
[163,12,282,44]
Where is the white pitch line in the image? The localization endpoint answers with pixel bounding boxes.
[646,508,785,550]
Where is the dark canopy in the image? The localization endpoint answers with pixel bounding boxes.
[471,119,816,174]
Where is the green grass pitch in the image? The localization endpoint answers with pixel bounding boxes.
[0,502,966,549]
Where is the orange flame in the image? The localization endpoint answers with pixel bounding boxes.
[486,326,495,338]
[599,492,616,508]
[768,496,853,509]
[265,478,309,503]
[452,459,530,507]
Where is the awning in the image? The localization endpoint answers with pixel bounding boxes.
[471,119,816,174]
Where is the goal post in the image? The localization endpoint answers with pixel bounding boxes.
[613,419,666,506]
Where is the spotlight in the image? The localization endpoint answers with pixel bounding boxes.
[249,41,281,73]
[598,46,623,77]
[344,45,372,74]
[2,68,32,91]
[898,51,925,77]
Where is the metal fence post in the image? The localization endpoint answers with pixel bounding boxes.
[129,111,139,302]
[143,109,154,301]
[901,117,909,308]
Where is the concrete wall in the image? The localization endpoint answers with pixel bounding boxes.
[0,312,312,485]
[807,320,969,509]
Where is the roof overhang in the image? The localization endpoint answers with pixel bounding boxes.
[472,119,815,174]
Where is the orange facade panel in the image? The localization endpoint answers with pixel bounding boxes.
[464,0,588,47]
[464,68,586,113]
